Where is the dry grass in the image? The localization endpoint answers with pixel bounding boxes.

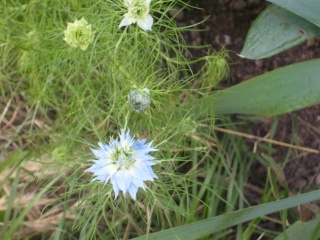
[0,154,77,238]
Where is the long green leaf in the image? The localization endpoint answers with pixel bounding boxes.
[240,4,320,59]
[183,59,320,116]
[274,214,320,240]
[268,0,320,28]
[132,190,320,240]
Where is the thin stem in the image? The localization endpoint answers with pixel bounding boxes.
[214,126,319,154]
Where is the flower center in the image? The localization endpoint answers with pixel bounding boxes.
[112,146,135,170]
[130,0,147,18]
[74,27,91,44]
[75,30,84,41]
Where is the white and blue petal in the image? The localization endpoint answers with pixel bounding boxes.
[127,184,139,200]
[86,129,158,200]
[137,14,153,31]
[119,14,134,28]
[111,176,120,199]
[119,0,154,31]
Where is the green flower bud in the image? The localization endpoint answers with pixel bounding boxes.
[128,88,151,112]
[63,17,94,50]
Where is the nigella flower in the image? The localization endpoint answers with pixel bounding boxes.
[119,0,154,31]
[128,88,151,112]
[63,17,94,50]
[86,129,158,200]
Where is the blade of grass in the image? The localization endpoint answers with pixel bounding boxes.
[274,214,320,240]
[2,176,61,239]
[132,190,320,240]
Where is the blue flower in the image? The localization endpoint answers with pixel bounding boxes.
[86,129,158,200]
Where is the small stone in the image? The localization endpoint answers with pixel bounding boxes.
[223,35,232,45]
[255,59,263,68]
[315,174,320,185]
[248,0,261,5]
[294,178,308,189]
[231,0,247,11]
[306,39,316,48]
[190,31,201,46]
[219,0,231,5]
[215,35,221,44]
